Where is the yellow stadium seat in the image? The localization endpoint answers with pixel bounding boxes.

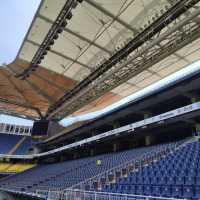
[0,162,35,173]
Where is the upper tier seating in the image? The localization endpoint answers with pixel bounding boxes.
[102,140,200,199]
[0,133,31,155]
[0,142,173,193]
[0,133,22,154]
[14,137,32,155]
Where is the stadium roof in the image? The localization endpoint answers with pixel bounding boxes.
[1,0,200,120]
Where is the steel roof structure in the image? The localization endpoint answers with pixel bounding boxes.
[1,0,200,120]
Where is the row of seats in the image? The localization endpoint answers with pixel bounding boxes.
[104,184,200,198]
[0,142,176,193]
[102,140,200,199]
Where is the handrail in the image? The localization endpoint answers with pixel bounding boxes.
[47,188,186,200]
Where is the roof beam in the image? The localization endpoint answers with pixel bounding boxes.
[0,97,42,118]
[38,14,111,55]
[6,65,55,105]
[85,0,137,33]
[1,71,34,108]
[15,61,67,92]
[27,39,92,70]
[1,70,43,118]
[25,79,55,104]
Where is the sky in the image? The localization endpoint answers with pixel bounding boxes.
[0,114,33,126]
[0,0,41,65]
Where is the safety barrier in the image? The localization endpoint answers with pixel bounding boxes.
[47,188,186,200]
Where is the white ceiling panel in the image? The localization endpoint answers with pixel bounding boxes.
[27,17,51,44]
[112,82,132,94]
[185,50,200,63]
[119,0,147,24]
[19,42,38,62]
[64,64,91,82]
[136,74,160,88]
[41,51,69,74]
[128,70,152,85]
[176,37,200,57]
[158,60,188,77]
[52,30,88,60]
[67,2,111,40]
[95,21,124,48]
[39,0,66,21]
[78,45,106,67]
[149,55,179,72]
[120,86,139,97]
[93,0,129,16]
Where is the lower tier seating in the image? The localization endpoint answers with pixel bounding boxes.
[0,142,174,193]
[102,140,200,199]
[0,163,35,173]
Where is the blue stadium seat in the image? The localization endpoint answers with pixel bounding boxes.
[136,185,143,195]
[185,176,195,186]
[194,186,200,198]
[175,176,184,185]
[183,186,194,198]
[172,186,182,198]
[143,185,152,195]
[152,185,161,196]
[161,185,171,197]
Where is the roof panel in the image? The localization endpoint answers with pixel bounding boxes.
[39,0,66,21]
[136,74,160,88]
[41,51,69,74]
[64,63,91,82]
[67,2,110,40]
[149,55,179,72]
[176,37,200,57]
[128,70,152,85]
[185,49,200,63]
[112,82,132,94]
[120,85,139,97]
[19,41,38,62]
[52,30,88,60]
[93,0,128,16]
[158,60,188,77]
[78,45,105,66]
[95,21,125,48]
[27,17,51,44]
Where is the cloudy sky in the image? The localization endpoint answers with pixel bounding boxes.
[0,0,41,65]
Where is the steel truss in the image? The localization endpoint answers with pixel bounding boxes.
[0,97,42,119]
[45,0,200,119]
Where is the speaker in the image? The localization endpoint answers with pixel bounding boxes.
[32,120,50,138]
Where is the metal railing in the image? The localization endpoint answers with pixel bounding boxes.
[47,188,186,200]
